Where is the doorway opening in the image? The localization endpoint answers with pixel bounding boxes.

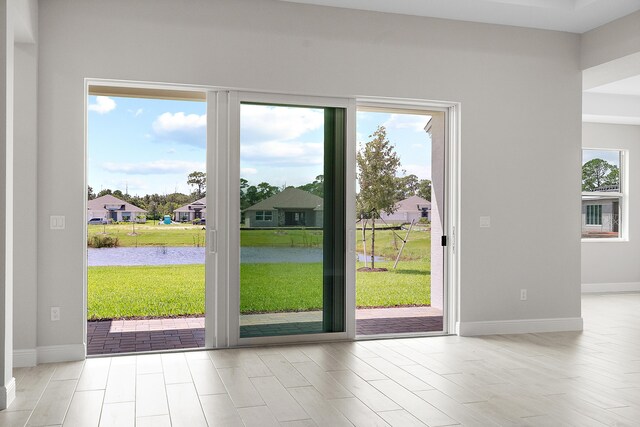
[86,85,208,355]
[355,106,446,336]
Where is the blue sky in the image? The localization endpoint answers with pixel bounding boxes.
[582,148,620,167]
[88,96,432,195]
[88,96,206,196]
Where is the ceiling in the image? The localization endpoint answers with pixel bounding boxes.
[587,75,640,97]
[279,0,640,33]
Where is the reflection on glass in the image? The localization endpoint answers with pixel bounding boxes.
[239,103,326,338]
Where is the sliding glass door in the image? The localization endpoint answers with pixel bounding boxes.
[214,92,353,345]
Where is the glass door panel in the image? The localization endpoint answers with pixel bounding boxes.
[238,102,345,338]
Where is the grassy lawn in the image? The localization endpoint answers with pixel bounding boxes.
[87,226,432,319]
[88,264,206,320]
[88,223,207,247]
[88,223,429,255]
[87,260,430,319]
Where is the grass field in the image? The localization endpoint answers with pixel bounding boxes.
[88,223,207,247]
[87,225,432,319]
[88,223,430,255]
[87,260,430,319]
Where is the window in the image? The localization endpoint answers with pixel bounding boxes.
[255,210,272,221]
[586,205,602,225]
[582,149,624,239]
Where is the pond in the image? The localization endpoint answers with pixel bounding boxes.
[88,246,324,266]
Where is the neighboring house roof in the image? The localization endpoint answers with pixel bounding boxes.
[594,184,619,192]
[174,197,207,213]
[244,188,323,212]
[87,194,147,213]
[392,195,431,213]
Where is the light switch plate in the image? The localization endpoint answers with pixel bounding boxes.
[50,215,65,230]
[480,216,491,228]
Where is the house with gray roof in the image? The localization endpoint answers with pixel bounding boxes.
[379,195,431,224]
[174,197,207,222]
[243,187,323,228]
[87,194,147,223]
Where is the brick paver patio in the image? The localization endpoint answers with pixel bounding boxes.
[87,307,443,355]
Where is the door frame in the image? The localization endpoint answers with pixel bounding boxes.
[219,90,357,347]
[355,98,460,338]
[84,79,460,353]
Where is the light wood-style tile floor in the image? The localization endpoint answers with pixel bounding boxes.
[1,293,639,426]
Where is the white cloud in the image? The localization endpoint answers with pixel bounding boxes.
[241,105,324,142]
[152,112,206,147]
[88,96,117,114]
[166,148,177,154]
[153,112,206,133]
[383,114,431,132]
[241,167,258,175]
[101,160,206,175]
[241,141,323,166]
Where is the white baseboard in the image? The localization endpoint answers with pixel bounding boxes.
[0,377,16,410]
[457,317,583,336]
[13,348,38,367]
[582,282,640,293]
[36,344,86,364]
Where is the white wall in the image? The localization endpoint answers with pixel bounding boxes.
[581,10,640,70]
[32,0,583,353]
[12,41,37,365]
[582,123,640,291]
[0,0,15,409]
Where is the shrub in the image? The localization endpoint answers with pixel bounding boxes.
[88,235,120,248]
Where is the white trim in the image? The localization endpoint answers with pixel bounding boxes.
[457,317,583,336]
[582,282,640,293]
[0,377,16,410]
[345,98,357,339]
[36,344,85,364]
[13,348,37,367]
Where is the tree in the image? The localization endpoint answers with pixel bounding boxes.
[582,159,619,191]
[97,188,113,198]
[297,175,324,198]
[88,186,96,200]
[187,171,207,198]
[394,174,419,200]
[356,126,401,270]
[240,179,281,219]
[417,179,432,201]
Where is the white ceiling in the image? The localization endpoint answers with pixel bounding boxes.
[279,0,640,33]
[587,75,640,97]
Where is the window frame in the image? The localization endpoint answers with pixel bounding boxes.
[581,148,627,242]
[255,210,272,221]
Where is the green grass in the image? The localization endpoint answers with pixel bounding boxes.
[87,226,432,319]
[88,223,207,247]
[87,260,430,319]
[88,224,429,256]
[240,263,323,313]
[355,260,430,307]
[87,264,206,320]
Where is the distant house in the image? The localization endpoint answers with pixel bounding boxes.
[174,197,207,222]
[582,185,619,236]
[378,195,431,224]
[87,194,147,222]
[244,188,323,228]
